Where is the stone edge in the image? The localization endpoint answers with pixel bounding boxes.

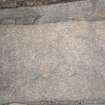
[2,99,105,105]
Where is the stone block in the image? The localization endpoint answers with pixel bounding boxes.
[0,21,105,104]
[0,0,16,8]
[95,0,105,18]
[0,0,94,24]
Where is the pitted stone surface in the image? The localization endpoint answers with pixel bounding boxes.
[0,21,105,104]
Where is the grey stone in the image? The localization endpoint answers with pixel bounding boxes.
[15,18,35,25]
[0,0,16,8]
[0,0,97,24]
[81,99,105,104]
[38,0,93,23]
[0,19,15,24]
[0,21,105,104]
[8,101,81,105]
[9,103,27,105]
[0,0,85,8]
[0,0,105,24]
[95,0,105,18]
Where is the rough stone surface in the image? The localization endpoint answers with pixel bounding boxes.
[7,101,105,105]
[9,103,27,105]
[0,0,105,25]
[0,0,105,104]
[0,0,96,24]
[0,0,82,8]
[95,0,105,18]
[0,21,105,104]
[0,0,16,8]
[0,0,92,24]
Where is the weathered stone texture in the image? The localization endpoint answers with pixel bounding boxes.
[0,0,82,8]
[0,21,105,104]
[0,0,105,104]
[0,0,99,24]
[0,0,16,8]
[95,0,105,18]
[0,0,105,25]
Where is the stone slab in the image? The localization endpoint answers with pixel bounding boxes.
[0,21,105,104]
[95,0,105,18]
[0,0,84,8]
[7,102,105,105]
[0,0,105,24]
[0,0,16,8]
[0,0,98,24]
